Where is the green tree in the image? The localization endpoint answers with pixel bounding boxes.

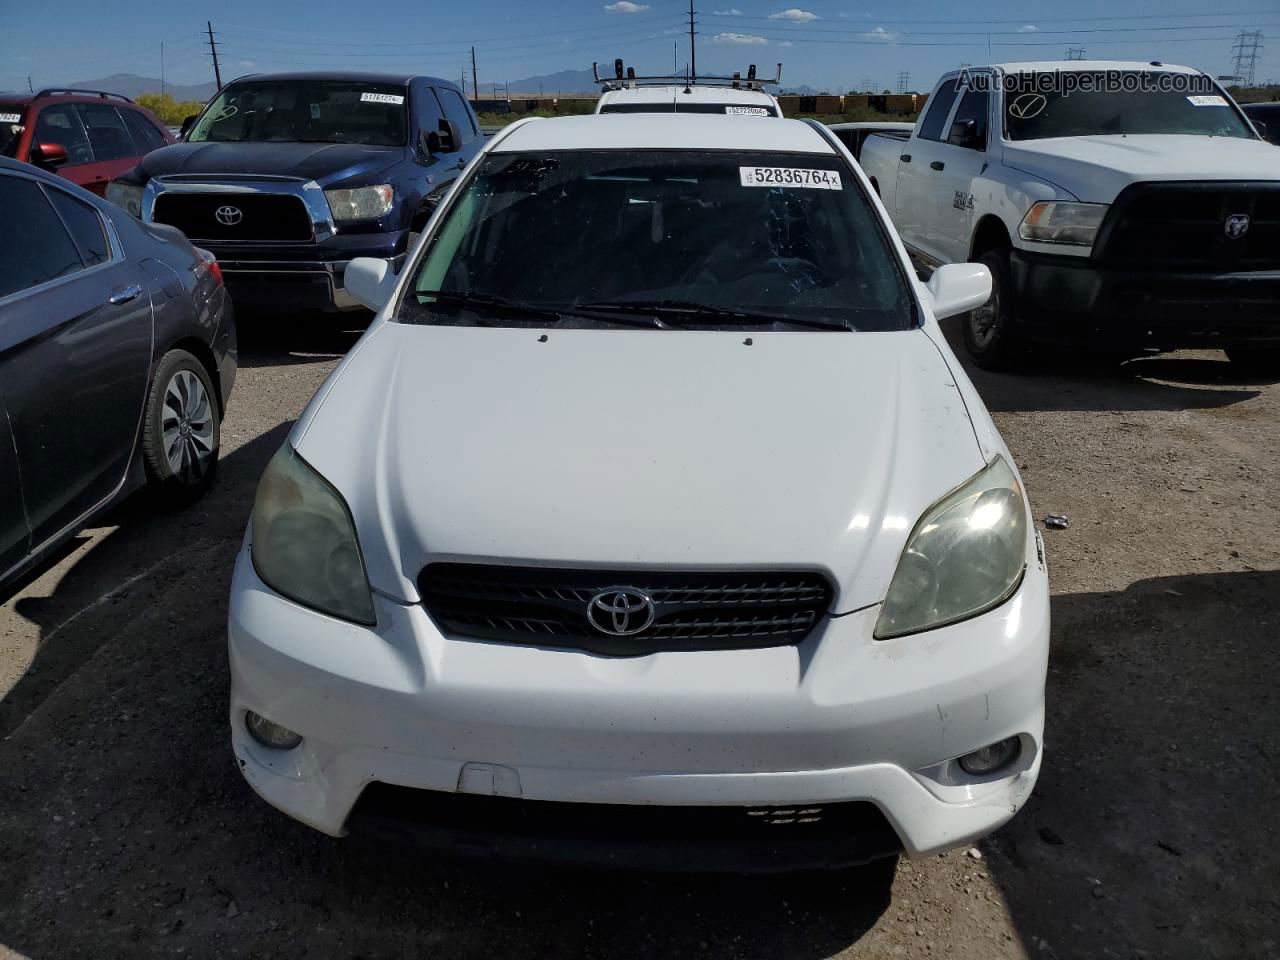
[136,92,206,126]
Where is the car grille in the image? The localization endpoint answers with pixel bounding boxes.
[1096,181,1280,269]
[152,192,313,243]
[418,563,834,655]
[346,784,902,872]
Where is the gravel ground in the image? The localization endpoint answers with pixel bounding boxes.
[0,314,1277,960]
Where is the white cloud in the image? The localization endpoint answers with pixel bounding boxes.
[864,25,896,41]
[238,60,255,67]
[778,40,794,47]
[1017,24,1039,33]
[713,7,744,13]
[711,31,769,44]
[768,8,818,21]
[604,1,649,11]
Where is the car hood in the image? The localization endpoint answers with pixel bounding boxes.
[291,323,987,614]
[135,140,403,187]
[1002,134,1279,203]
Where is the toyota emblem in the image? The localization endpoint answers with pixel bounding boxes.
[586,587,656,637]
[215,204,243,226]
[1224,213,1250,240]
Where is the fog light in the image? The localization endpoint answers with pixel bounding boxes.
[244,711,303,750]
[958,736,1021,776]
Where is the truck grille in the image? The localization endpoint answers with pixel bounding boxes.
[1096,181,1280,269]
[418,563,834,655]
[152,192,313,243]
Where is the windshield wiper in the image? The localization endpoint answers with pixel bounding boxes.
[578,299,851,331]
[412,290,563,324]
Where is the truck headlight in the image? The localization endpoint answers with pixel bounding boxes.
[1018,201,1107,247]
[875,456,1027,639]
[324,184,394,222]
[251,445,376,625]
[106,181,144,217]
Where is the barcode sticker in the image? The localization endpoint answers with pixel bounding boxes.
[360,92,405,105]
[1186,95,1228,107]
[0,113,21,124]
[740,166,842,190]
[726,106,770,116]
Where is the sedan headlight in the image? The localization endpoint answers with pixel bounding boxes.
[251,445,375,625]
[1018,201,1107,247]
[324,184,394,222]
[105,180,144,217]
[875,456,1027,639]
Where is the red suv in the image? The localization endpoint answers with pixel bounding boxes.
[0,89,176,196]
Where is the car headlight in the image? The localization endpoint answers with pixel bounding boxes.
[1018,201,1107,247]
[324,184,394,222]
[250,445,375,625]
[875,456,1027,639]
[106,181,144,217]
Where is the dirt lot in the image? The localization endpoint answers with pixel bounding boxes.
[1,316,1277,960]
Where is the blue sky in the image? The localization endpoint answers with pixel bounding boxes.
[2,0,1275,95]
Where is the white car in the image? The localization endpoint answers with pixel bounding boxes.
[595,61,782,117]
[859,61,1280,371]
[228,113,1050,871]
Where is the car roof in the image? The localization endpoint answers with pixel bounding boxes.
[827,121,914,131]
[600,85,777,106]
[985,60,1202,74]
[224,71,454,88]
[494,114,833,153]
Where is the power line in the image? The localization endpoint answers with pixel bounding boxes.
[710,20,1280,38]
[216,17,678,47]
[714,7,1279,24]
[1066,47,1087,59]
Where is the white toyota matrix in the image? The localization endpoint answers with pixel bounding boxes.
[228,113,1050,872]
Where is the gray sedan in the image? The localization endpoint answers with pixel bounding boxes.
[0,155,236,590]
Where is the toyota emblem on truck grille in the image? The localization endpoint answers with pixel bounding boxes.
[586,588,656,636]
[1224,214,1250,240]
[215,205,243,226]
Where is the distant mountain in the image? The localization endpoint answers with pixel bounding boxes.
[780,84,820,96]
[497,69,600,96]
[66,73,217,103]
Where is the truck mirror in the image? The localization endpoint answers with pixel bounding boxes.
[435,118,460,154]
[947,118,980,148]
[180,115,198,139]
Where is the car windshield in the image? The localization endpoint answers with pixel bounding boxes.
[600,102,779,117]
[0,107,24,157]
[399,149,914,332]
[186,80,408,146]
[1004,72,1254,141]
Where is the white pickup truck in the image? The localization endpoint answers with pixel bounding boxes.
[860,61,1279,371]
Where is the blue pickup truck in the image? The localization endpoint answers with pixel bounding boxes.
[106,72,484,312]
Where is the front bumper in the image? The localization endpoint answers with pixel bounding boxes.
[1009,250,1280,348]
[228,548,1049,866]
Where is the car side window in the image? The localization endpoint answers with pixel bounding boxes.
[30,105,93,165]
[947,88,989,149]
[121,109,168,153]
[918,79,961,142]
[0,175,85,299]
[434,88,477,142]
[415,86,446,136]
[77,104,136,162]
[47,188,111,267]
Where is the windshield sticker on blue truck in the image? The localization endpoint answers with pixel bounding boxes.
[1186,95,1228,107]
[740,167,842,190]
[726,106,770,116]
[360,92,405,105]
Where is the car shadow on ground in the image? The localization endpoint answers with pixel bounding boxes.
[982,568,1280,960]
[233,308,371,368]
[938,318,1265,413]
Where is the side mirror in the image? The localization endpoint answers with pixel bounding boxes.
[433,118,460,154]
[179,115,198,138]
[1252,119,1268,140]
[946,118,981,149]
[33,142,68,169]
[343,257,395,312]
[926,262,991,320]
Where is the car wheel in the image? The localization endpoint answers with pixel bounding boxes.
[1225,345,1280,379]
[141,349,220,500]
[964,250,1027,373]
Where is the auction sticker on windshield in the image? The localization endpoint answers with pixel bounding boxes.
[360,92,405,105]
[726,106,770,116]
[1186,95,1228,107]
[0,114,21,124]
[740,167,842,189]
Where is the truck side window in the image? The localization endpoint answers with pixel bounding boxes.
[918,80,961,142]
[434,89,477,143]
[416,87,446,136]
[948,89,988,149]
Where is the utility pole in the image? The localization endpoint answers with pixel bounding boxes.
[27,76,33,94]
[897,71,910,94]
[206,21,223,90]
[1231,31,1263,87]
[471,47,479,104]
[688,0,697,81]
[161,42,166,100]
